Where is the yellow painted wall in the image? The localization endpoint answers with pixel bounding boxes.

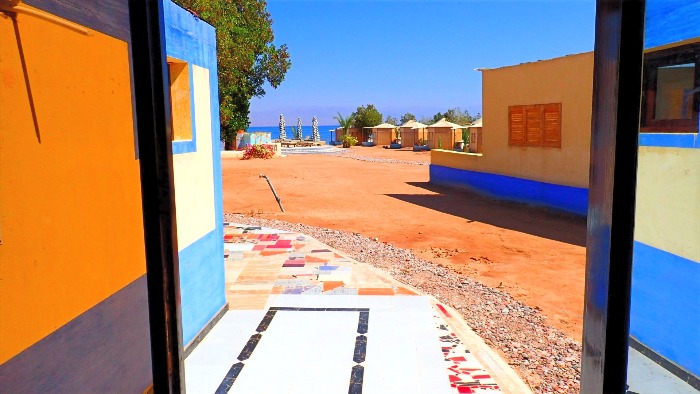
[172,65,216,250]
[0,7,146,362]
[372,127,395,145]
[433,52,594,188]
[634,146,700,262]
[428,128,462,150]
[399,127,427,147]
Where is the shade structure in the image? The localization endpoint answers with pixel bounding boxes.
[279,114,287,140]
[296,117,303,139]
[312,116,320,141]
[368,122,396,145]
[467,118,483,153]
[399,120,428,146]
[427,118,465,149]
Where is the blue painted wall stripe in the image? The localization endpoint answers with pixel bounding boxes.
[178,228,226,345]
[630,241,700,378]
[639,133,700,149]
[429,165,588,216]
[645,0,700,49]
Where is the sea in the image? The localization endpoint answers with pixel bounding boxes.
[248,125,340,143]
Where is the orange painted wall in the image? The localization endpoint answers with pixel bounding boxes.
[0,7,146,362]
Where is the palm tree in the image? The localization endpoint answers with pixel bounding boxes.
[333,112,354,136]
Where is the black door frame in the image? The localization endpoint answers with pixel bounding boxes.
[582,0,645,392]
[129,0,185,392]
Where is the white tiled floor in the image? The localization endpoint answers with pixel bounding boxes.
[627,347,697,394]
[185,295,452,394]
[234,312,358,394]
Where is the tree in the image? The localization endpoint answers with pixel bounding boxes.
[425,107,478,126]
[444,107,479,126]
[427,112,445,125]
[384,115,398,125]
[173,0,292,145]
[400,112,416,125]
[419,116,434,125]
[333,112,354,136]
[352,104,383,134]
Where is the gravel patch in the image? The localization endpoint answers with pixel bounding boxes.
[334,149,429,166]
[225,213,582,393]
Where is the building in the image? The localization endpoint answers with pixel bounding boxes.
[366,122,397,146]
[426,118,466,150]
[628,0,699,383]
[467,118,482,153]
[0,0,224,391]
[431,52,594,216]
[398,119,429,147]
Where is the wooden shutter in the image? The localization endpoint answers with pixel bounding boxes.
[508,106,525,146]
[525,105,543,146]
[542,103,562,148]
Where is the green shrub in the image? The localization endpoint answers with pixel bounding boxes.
[341,134,358,148]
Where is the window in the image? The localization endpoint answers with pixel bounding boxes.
[641,43,700,133]
[167,58,193,141]
[508,103,561,147]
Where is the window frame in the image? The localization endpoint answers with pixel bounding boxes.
[508,103,562,148]
[640,43,700,133]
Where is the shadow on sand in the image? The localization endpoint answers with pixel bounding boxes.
[386,182,587,247]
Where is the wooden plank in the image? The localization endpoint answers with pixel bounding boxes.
[508,105,525,145]
[543,103,562,148]
[525,104,543,146]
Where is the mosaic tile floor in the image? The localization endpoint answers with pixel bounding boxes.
[184,224,509,393]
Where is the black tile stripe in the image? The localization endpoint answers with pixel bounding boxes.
[348,365,365,394]
[215,307,370,393]
[357,311,369,334]
[214,362,244,394]
[269,307,369,312]
[237,334,262,362]
[353,335,367,363]
[255,310,277,333]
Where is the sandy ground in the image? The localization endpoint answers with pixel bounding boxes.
[222,146,586,340]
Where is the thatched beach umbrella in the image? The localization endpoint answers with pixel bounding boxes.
[296,117,303,139]
[311,116,320,141]
[279,114,286,140]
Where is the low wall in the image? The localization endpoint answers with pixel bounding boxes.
[430,150,588,216]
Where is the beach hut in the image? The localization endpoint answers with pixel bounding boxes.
[335,127,364,144]
[399,120,428,147]
[467,118,482,153]
[427,118,465,150]
[368,122,397,145]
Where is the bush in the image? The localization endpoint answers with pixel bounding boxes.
[341,134,358,148]
[242,144,275,160]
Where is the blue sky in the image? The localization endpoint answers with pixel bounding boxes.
[250,0,596,126]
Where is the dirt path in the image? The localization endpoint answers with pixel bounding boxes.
[222,146,586,339]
